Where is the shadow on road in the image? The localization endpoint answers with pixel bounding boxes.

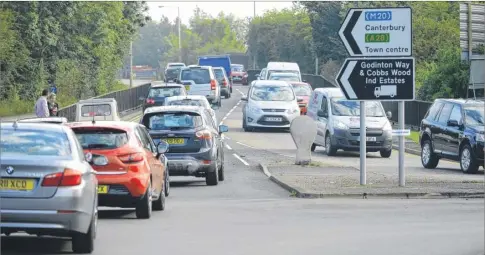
[1,236,71,255]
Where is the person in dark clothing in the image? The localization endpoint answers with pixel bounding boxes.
[47,93,59,116]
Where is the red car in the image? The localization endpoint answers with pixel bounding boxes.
[230,64,247,85]
[66,121,169,219]
[290,82,313,115]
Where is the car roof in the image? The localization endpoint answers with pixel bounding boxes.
[182,65,211,70]
[165,95,209,102]
[66,121,138,131]
[168,62,185,65]
[78,98,117,104]
[269,72,298,76]
[314,87,344,97]
[290,82,311,86]
[143,105,204,115]
[1,121,71,133]
[252,80,292,87]
[17,117,68,123]
[436,98,484,106]
[150,84,184,88]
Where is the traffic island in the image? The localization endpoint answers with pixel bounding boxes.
[259,163,484,199]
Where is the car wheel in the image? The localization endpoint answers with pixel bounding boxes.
[164,171,170,197]
[206,164,219,186]
[421,139,439,169]
[460,143,479,174]
[243,116,250,132]
[311,143,316,152]
[325,134,337,156]
[72,211,96,254]
[218,98,222,107]
[218,156,225,181]
[152,182,166,211]
[380,149,392,158]
[135,181,152,219]
[230,87,233,93]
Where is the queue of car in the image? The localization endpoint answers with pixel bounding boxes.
[0,61,233,253]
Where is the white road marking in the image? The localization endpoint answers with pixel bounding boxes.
[236,141,255,149]
[225,144,232,150]
[219,100,241,125]
[262,165,272,177]
[235,89,245,96]
[233,153,249,166]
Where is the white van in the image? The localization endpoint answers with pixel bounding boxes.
[75,98,120,122]
[178,65,222,107]
[265,62,301,81]
[306,88,393,158]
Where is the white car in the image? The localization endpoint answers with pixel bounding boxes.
[241,80,302,131]
[164,95,218,126]
[178,66,222,107]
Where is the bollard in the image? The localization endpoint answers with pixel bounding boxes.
[290,116,317,165]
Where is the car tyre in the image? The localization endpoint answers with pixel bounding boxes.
[206,165,219,186]
[380,149,392,158]
[421,139,439,169]
[164,171,170,197]
[243,117,251,132]
[152,182,166,211]
[325,134,337,156]
[311,143,316,152]
[135,182,152,219]
[72,212,96,254]
[218,157,225,181]
[460,143,479,174]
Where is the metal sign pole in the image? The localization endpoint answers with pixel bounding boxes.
[360,101,367,185]
[398,101,405,186]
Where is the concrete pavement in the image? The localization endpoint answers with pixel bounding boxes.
[1,85,483,255]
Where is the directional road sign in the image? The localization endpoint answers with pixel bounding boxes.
[339,7,412,57]
[335,57,415,101]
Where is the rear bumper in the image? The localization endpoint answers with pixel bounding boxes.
[165,148,216,176]
[95,170,150,207]
[0,185,96,235]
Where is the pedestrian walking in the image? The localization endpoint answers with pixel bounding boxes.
[47,93,59,116]
[34,89,49,118]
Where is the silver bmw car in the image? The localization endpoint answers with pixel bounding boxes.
[0,122,98,254]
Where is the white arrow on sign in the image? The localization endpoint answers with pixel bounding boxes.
[338,60,357,99]
[338,8,412,57]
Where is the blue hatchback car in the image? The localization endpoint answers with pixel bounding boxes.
[140,105,228,186]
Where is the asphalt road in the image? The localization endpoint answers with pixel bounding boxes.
[1,84,484,255]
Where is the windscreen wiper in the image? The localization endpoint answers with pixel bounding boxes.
[86,144,110,149]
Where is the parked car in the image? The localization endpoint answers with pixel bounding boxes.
[76,98,120,122]
[140,84,187,112]
[0,122,98,253]
[164,95,218,125]
[241,80,301,132]
[289,82,313,115]
[213,67,232,98]
[67,121,169,219]
[268,72,301,82]
[164,67,182,82]
[419,99,484,173]
[230,64,246,84]
[17,116,68,124]
[140,106,228,186]
[177,65,222,107]
[306,88,393,157]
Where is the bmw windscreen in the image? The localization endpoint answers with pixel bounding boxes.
[1,129,72,157]
[251,86,295,101]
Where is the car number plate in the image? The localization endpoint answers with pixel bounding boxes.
[265,117,282,122]
[0,178,35,191]
[162,138,185,145]
[357,136,377,142]
[184,85,190,91]
[97,185,109,194]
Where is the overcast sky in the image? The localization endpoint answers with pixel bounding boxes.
[147,2,295,25]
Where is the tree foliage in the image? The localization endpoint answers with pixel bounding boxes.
[0,1,149,116]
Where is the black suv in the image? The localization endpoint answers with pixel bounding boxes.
[419,99,484,173]
[139,84,187,112]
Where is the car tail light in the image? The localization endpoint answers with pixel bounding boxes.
[196,130,212,140]
[223,79,227,87]
[146,98,155,104]
[210,79,217,90]
[41,168,82,187]
[118,153,144,163]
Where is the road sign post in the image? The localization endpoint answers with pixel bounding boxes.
[337,7,413,186]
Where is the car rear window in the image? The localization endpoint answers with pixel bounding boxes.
[166,68,180,76]
[144,112,203,130]
[213,69,225,79]
[180,68,211,84]
[292,84,312,96]
[167,99,204,107]
[169,64,184,68]
[0,129,72,156]
[81,104,112,117]
[231,65,244,72]
[148,87,183,98]
[73,128,129,149]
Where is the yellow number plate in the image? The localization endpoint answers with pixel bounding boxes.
[162,138,185,145]
[184,85,190,91]
[97,185,109,194]
[0,178,35,191]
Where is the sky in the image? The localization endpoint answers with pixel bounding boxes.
[147,1,295,25]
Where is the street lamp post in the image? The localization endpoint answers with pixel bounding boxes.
[159,5,182,62]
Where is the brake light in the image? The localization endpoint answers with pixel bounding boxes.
[146,98,155,104]
[118,153,144,163]
[223,79,227,87]
[196,130,212,140]
[41,168,82,187]
[210,79,216,90]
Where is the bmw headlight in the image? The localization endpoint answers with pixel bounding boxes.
[333,119,349,130]
[248,105,261,114]
[476,133,485,142]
